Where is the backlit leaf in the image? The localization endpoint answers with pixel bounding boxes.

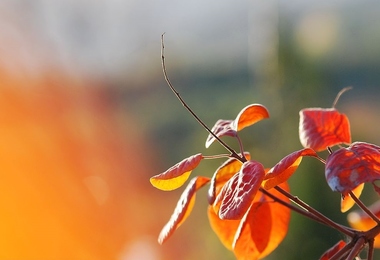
[325,142,380,195]
[263,148,318,190]
[233,202,270,260]
[205,119,236,148]
[150,153,203,191]
[341,183,364,213]
[217,160,265,220]
[348,200,380,248]
[231,104,270,131]
[158,176,210,244]
[233,182,291,260]
[207,205,241,250]
[319,240,346,260]
[208,182,290,259]
[208,153,251,205]
[299,108,351,152]
[206,104,269,148]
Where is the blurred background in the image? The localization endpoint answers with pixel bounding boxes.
[0,0,379,259]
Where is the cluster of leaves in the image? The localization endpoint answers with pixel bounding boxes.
[152,36,380,259]
[151,86,380,259]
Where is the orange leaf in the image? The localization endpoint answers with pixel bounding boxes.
[208,153,251,204]
[348,200,380,248]
[150,153,203,191]
[263,148,318,190]
[208,182,290,258]
[207,205,241,250]
[158,176,210,244]
[233,182,291,260]
[341,183,364,213]
[299,108,351,152]
[205,104,269,148]
[319,240,346,260]
[231,104,270,131]
[325,142,380,195]
[216,160,265,220]
[205,119,236,148]
[233,202,270,260]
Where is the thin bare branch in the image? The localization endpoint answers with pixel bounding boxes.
[160,34,243,162]
[274,186,354,237]
[349,190,380,225]
[332,86,353,108]
[367,239,374,260]
[260,188,327,225]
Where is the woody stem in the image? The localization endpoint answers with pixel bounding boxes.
[274,186,354,237]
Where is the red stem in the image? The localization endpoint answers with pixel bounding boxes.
[346,237,365,260]
[274,186,354,237]
[367,239,374,260]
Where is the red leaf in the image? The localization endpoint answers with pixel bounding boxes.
[263,148,318,189]
[231,104,270,131]
[325,142,380,195]
[158,176,210,244]
[319,240,346,260]
[233,182,291,260]
[205,119,236,148]
[208,182,290,259]
[299,108,351,152]
[207,205,241,250]
[215,160,265,220]
[205,104,269,148]
[208,153,251,204]
[150,153,203,191]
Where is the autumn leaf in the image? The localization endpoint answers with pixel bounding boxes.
[158,176,210,244]
[348,200,380,248]
[299,108,351,152]
[325,142,380,195]
[205,104,269,148]
[341,183,364,213]
[319,240,346,260]
[207,206,241,250]
[263,148,318,190]
[208,153,251,204]
[208,182,290,260]
[230,104,270,131]
[233,182,291,260]
[215,160,265,220]
[150,153,203,191]
[205,119,236,148]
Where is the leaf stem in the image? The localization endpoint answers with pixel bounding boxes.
[161,34,243,162]
[329,242,353,260]
[348,190,380,225]
[236,134,246,159]
[346,236,365,260]
[202,154,232,160]
[367,239,374,260]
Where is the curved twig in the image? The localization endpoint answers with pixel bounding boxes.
[161,34,243,162]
